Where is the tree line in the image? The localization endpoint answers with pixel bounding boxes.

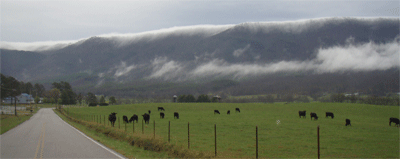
[1,74,118,106]
[1,74,45,103]
[177,94,220,103]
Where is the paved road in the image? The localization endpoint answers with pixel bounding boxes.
[0,108,126,159]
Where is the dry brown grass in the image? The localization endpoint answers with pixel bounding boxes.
[58,109,214,158]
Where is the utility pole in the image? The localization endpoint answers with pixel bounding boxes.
[12,89,17,116]
[15,96,17,116]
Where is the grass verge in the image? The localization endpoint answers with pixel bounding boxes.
[54,109,213,159]
[0,107,39,134]
[1,114,33,134]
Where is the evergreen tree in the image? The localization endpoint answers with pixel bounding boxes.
[109,96,116,105]
[77,93,83,105]
[186,94,196,102]
[52,81,76,105]
[196,94,210,102]
[48,88,61,104]
[177,95,186,103]
[99,96,105,103]
[87,92,97,104]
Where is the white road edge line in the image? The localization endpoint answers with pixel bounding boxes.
[54,111,126,159]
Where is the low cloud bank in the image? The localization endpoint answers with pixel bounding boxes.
[113,61,136,77]
[314,39,399,72]
[147,57,185,80]
[0,40,78,52]
[2,17,397,52]
[100,25,234,47]
[233,44,251,57]
[146,38,399,80]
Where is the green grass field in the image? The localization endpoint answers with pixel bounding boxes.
[64,102,400,158]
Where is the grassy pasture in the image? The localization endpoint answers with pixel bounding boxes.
[65,102,399,158]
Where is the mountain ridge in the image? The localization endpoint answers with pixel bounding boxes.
[1,17,399,97]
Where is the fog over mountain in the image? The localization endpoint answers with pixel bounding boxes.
[1,17,399,97]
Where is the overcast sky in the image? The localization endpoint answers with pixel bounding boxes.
[1,0,399,43]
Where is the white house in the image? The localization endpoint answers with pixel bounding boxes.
[2,93,34,104]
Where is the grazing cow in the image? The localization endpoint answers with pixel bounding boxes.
[389,117,399,127]
[310,112,318,120]
[236,108,240,113]
[299,111,306,118]
[129,114,138,123]
[160,112,165,119]
[326,112,334,119]
[227,110,230,115]
[345,119,351,126]
[174,112,179,119]
[142,113,150,124]
[123,115,129,123]
[148,110,151,114]
[214,110,220,114]
[158,107,165,111]
[108,112,117,127]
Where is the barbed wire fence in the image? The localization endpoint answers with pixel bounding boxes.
[61,107,399,158]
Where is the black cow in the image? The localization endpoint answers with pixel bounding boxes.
[389,117,399,127]
[129,114,138,123]
[160,112,165,119]
[310,112,318,120]
[108,112,117,127]
[236,108,240,113]
[326,112,334,119]
[345,119,351,126]
[142,113,150,124]
[158,107,165,111]
[123,115,129,123]
[214,110,220,114]
[148,110,151,114]
[174,112,179,119]
[227,110,230,115]
[299,110,306,118]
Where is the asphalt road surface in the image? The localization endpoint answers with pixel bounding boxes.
[0,108,126,159]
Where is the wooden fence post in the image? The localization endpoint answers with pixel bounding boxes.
[215,124,217,157]
[318,125,320,159]
[168,121,170,143]
[118,117,120,129]
[188,122,190,149]
[256,126,258,159]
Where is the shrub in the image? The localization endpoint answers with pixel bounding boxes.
[99,103,109,106]
[88,103,97,107]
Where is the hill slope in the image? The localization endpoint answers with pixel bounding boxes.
[1,17,399,97]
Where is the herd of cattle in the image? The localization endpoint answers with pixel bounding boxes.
[107,107,180,126]
[106,107,241,127]
[106,108,399,128]
[298,110,399,127]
